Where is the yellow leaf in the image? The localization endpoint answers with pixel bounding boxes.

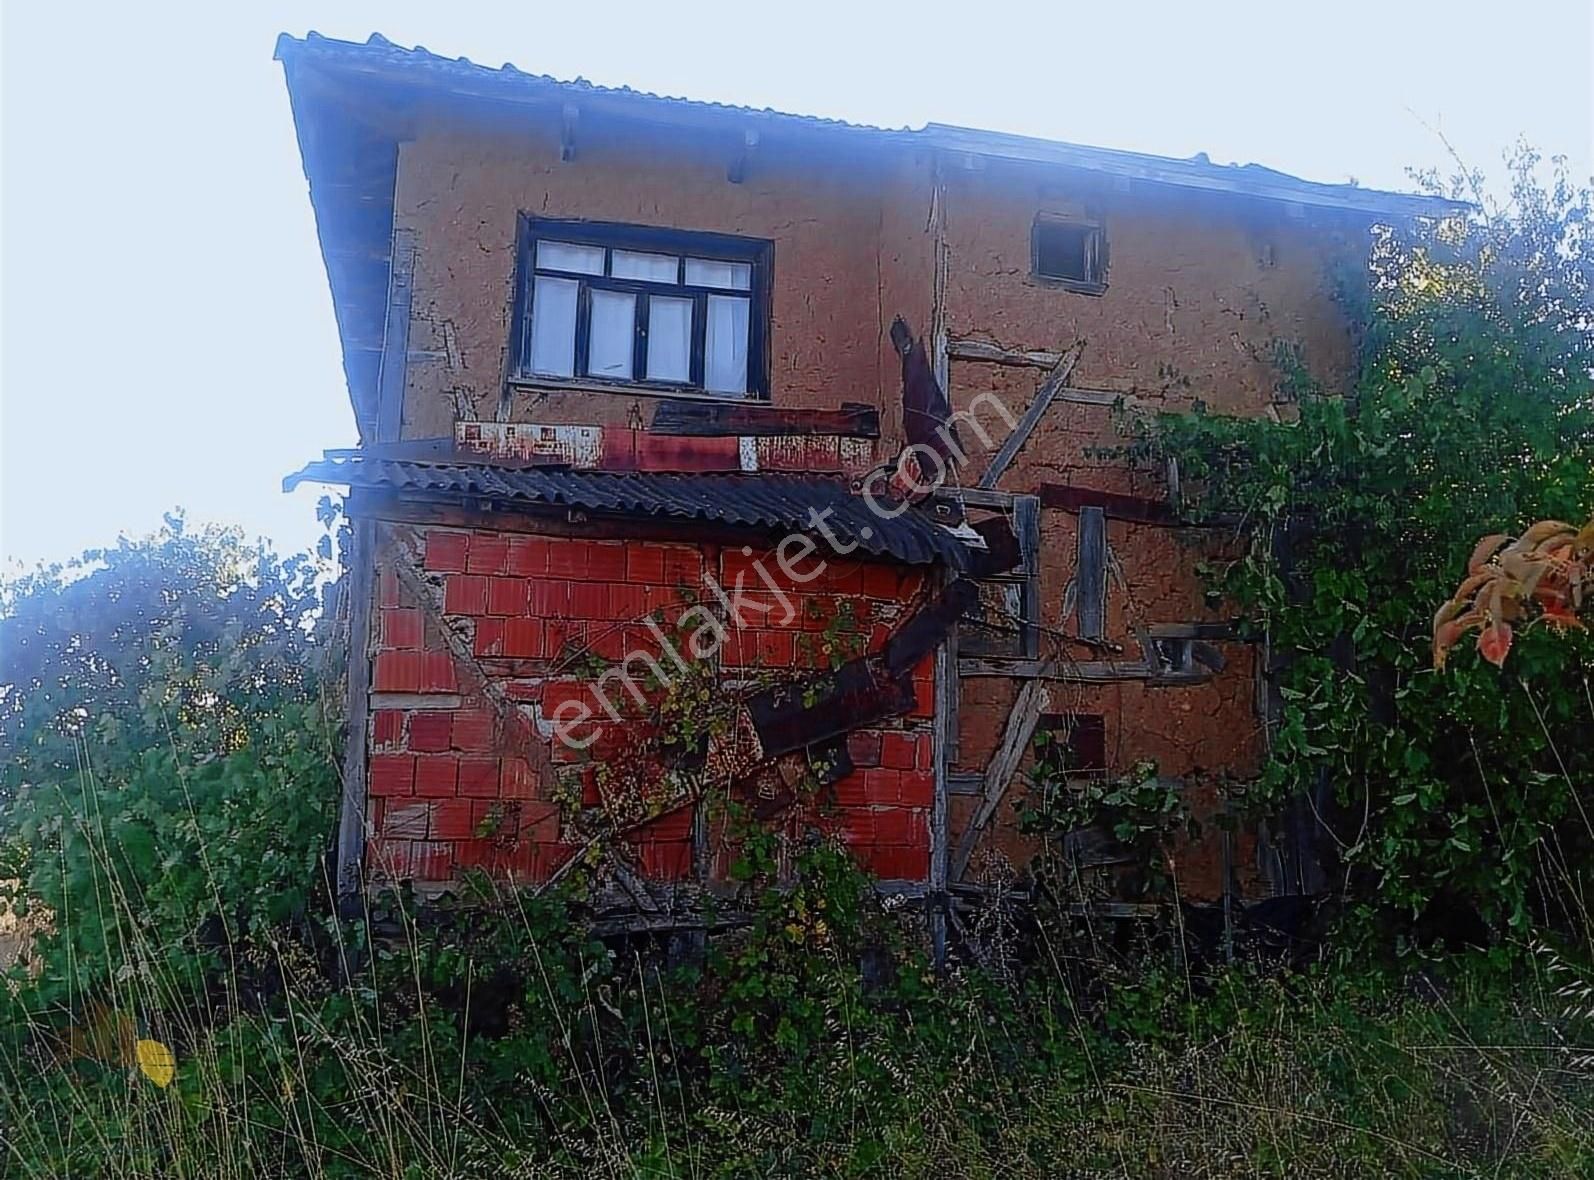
[136,1039,175,1088]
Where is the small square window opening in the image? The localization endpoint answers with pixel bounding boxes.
[1033,216,1107,293]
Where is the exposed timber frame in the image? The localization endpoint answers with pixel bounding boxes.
[976,343,1084,488]
[949,679,1049,881]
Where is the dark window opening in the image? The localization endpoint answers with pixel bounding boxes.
[514,218,772,398]
[1039,712,1108,775]
[1033,216,1107,293]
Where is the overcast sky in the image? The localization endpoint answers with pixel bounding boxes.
[3,1,1590,571]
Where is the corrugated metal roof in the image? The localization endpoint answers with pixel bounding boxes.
[275,32,1467,219]
[284,456,976,569]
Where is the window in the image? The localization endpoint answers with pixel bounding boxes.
[1032,215,1107,293]
[514,218,771,398]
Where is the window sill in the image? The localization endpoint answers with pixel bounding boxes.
[508,376,765,405]
[1030,275,1109,297]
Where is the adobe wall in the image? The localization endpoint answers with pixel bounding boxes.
[391,108,936,443]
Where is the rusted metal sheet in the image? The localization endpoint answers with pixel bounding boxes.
[457,421,602,467]
[753,434,875,474]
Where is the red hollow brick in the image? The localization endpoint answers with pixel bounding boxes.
[640,842,694,880]
[424,531,469,573]
[467,533,510,575]
[372,709,404,749]
[897,770,935,808]
[451,710,495,751]
[879,732,917,770]
[407,711,452,753]
[864,768,901,803]
[420,652,458,693]
[444,575,489,616]
[868,846,929,881]
[585,543,628,581]
[381,608,424,651]
[861,565,900,599]
[457,756,501,797]
[503,617,545,658]
[474,617,505,657]
[373,651,423,694]
[507,535,549,577]
[527,581,570,616]
[414,755,460,797]
[369,754,416,797]
[846,730,882,768]
[874,808,927,845]
[546,540,588,580]
[832,771,869,807]
[429,798,477,840]
[487,577,528,616]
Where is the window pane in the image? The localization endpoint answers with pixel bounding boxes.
[685,257,751,290]
[536,240,604,275]
[528,275,578,377]
[586,289,636,380]
[704,294,750,395]
[612,250,678,283]
[647,296,692,383]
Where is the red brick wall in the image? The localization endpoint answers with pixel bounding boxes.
[363,519,938,890]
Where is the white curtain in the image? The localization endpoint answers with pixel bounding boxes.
[705,294,749,394]
[529,275,578,377]
[586,290,635,379]
[647,296,692,383]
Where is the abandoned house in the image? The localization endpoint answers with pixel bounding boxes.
[277,32,1463,944]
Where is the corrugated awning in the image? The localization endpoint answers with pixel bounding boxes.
[285,456,979,569]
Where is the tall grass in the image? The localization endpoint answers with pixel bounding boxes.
[5,732,1594,1178]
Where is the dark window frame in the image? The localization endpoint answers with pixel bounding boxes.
[1031,213,1108,295]
[510,216,774,400]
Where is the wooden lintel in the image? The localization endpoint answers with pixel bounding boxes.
[650,398,880,438]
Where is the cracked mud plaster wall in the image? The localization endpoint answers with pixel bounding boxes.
[952,513,1262,901]
[392,107,934,441]
[939,161,1371,497]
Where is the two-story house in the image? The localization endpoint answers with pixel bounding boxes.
[278,32,1461,945]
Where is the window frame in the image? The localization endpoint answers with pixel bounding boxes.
[510,216,774,400]
[1031,213,1108,295]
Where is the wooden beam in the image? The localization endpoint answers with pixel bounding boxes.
[335,519,376,901]
[375,228,416,445]
[957,656,1215,686]
[649,399,879,438]
[976,343,1084,489]
[950,679,1048,881]
[949,337,1061,368]
[930,634,955,968]
[1075,506,1107,641]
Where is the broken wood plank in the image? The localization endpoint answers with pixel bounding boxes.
[1075,506,1107,642]
[977,343,1084,489]
[950,679,1049,881]
[957,657,1215,686]
[649,399,880,438]
[948,337,1062,368]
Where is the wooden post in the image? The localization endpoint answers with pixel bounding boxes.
[336,518,375,902]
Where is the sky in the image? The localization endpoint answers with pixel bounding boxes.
[2,1,1590,572]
